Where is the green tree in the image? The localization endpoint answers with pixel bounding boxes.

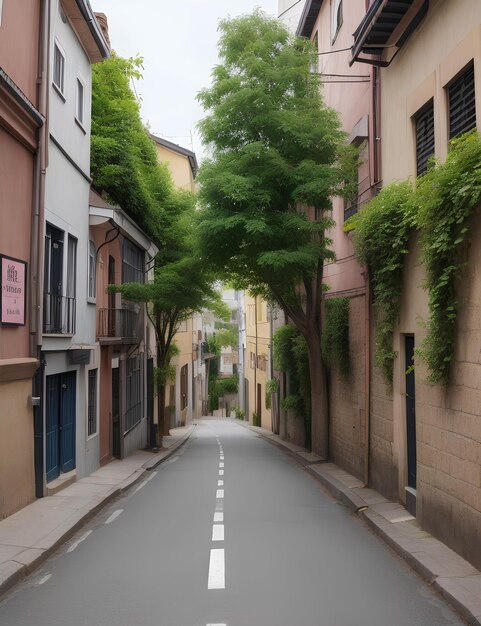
[196,11,352,456]
[91,53,219,441]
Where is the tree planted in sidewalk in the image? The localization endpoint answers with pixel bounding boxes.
[196,11,356,456]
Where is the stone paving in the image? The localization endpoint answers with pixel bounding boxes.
[0,425,195,597]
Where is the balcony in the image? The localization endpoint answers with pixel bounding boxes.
[97,307,141,344]
[43,294,76,334]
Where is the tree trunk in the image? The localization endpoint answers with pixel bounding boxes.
[305,324,329,459]
[156,352,169,445]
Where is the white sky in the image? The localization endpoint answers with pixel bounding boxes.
[92,0,279,160]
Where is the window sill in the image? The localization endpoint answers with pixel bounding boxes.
[87,431,99,442]
[52,82,66,102]
[87,297,96,305]
[75,117,86,134]
[43,333,74,338]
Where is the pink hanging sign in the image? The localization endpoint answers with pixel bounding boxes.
[1,255,27,326]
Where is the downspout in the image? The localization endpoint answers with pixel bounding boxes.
[32,0,50,499]
[364,270,371,486]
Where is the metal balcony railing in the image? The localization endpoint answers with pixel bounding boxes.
[97,307,141,342]
[43,293,76,334]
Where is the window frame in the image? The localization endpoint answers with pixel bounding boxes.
[414,98,435,177]
[331,0,343,44]
[53,40,66,98]
[75,76,85,129]
[88,239,96,302]
[447,61,476,141]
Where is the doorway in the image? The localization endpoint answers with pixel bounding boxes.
[45,371,76,482]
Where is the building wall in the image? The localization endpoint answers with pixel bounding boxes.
[0,378,36,519]
[153,144,195,192]
[245,294,272,428]
[374,0,481,568]
[306,0,373,477]
[327,294,367,481]
[0,0,41,104]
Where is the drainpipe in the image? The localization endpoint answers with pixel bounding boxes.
[364,270,371,486]
[31,0,50,499]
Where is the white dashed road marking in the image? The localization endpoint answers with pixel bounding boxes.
[216,489,224,499]
[208,548,225,589]
[218,480,224,486]
[219,469,224,476]
[214,512,223,522]
[212,524,225,541]
[219,462,224,468]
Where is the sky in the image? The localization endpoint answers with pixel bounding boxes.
[92,0,280,160]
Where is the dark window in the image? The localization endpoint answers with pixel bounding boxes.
[125,356,142,432]
[415,100,435,176]
[449,63,476,140]
[87,369,97,437]
[122,239,144,284]
[180,364,188,410]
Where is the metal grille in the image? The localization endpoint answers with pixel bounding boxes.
[122,239,144,284]
[87,369,97,436]
[415,101,434,176]
[449,64,476,140]
[125,356,142,433]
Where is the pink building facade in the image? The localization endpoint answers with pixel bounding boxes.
[0,0,46,517]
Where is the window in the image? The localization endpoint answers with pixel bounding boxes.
[76,78,84,125]
[53,42,65,95]
[180,364,188,411]
[331,0,343,44]
[448,63,476,140]
[0,0,4,27]
[44,224,64,333]
[88,240,96,299]
[87,369,98,437]
[122,239,144,284]
[125,356,142,432]
[415,100,435,176]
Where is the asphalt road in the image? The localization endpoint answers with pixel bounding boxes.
[0,419,465,626]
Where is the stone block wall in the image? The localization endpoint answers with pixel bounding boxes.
[328,295,367,481]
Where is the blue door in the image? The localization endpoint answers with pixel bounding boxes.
[60,372,76,472]
[45,371,76,481]
[46,375,60,482]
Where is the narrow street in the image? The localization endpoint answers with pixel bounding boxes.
[0,419,463,626]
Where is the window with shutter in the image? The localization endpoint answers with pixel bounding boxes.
[415,100,434,176]
[448,63,476,140]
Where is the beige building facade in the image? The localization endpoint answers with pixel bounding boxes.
[351,0,481,569]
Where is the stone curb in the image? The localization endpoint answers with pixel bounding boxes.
[0,425,196,599]
[239,419,481,626]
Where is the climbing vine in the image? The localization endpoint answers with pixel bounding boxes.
[348,132,481,385]
[416,132,481,383]
[272,324,311,445]
[322,297,350,379]
[349,181,416,383]
[265,378,279,410]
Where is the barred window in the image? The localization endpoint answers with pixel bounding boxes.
[125,356,142,432]
[53,42,65,94]
[87,369,97,437]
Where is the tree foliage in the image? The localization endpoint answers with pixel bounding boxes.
[195,11,355,455]
[91,53,219,438]
[196,11,349,324]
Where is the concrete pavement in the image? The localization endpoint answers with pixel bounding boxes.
[240,419,481,626]
[0,425,195,598]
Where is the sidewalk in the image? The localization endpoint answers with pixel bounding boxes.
[239,419,481,626]
[0,424,195,597]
